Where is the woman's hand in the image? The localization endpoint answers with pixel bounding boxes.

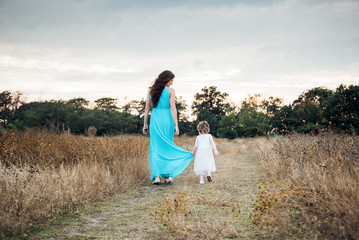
[143,125,148,135]
[174,126,179,136]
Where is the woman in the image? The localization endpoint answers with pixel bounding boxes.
[143,70,193,184]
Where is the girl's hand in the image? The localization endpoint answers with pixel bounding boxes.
[214,150,219,156]
[174,126,179,136]
[143,125,148,135]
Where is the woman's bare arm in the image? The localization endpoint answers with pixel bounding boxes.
[169,88,179,136]
[143,90,151,134]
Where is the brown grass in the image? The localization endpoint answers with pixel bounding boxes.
[150,189,241,239]
[0,128,244,238]
[253,132,359,239]
[149,137,245,240]
[0,129,150,237]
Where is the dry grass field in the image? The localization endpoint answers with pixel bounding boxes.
[0,129,150,237]
[253,132,359,239]
[1,129,359,239]
[31,133,258,239]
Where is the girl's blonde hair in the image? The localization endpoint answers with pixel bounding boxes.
[197,121,210,134]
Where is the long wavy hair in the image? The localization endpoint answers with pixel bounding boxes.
[149,70,175,108]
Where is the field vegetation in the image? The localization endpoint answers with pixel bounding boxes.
[1,128,359,239]
[147,133,359,239]
[1,84,358,139]
[0,129,150,237]
[252,132,359,239]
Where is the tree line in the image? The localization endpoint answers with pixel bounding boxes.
[1,84,358,138]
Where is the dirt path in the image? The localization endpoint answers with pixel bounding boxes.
[33,140,267,239]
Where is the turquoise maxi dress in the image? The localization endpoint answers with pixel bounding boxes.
[149,87,193,180]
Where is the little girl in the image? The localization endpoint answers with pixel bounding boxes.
[191,121,219,184]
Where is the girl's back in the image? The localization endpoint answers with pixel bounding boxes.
[197,134,212,149]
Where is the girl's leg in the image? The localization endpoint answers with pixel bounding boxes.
[199,174,205,184]
[207,171,212,182]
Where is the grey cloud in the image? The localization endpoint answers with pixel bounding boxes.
[0,0,358,106]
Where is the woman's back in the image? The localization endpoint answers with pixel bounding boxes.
[154,87,170,109]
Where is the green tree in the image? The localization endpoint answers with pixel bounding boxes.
[94,98,119,111]
[272,101,322,134]
[131,99,146,117]
[191,86,230,136]
[271,105,296,134]
[0,90,12,127]
[271,87,334,134]
[218,113,239,139]
[292,100,322,133]
[192,109,219,136]
[294,87,333,111]
[191,86,230,118]
[0,90,24,128]
[293,87,333,130]
[261,96,283,118]
[175,96,192,135]
[238,108,269,137]
[67,98,89,110]
[325,84,359,133]
[238,94,271,137]
[21,101,73,132]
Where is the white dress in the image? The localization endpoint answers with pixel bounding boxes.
[193,134,217,175]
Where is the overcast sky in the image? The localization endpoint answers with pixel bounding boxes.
[1,0,358,108]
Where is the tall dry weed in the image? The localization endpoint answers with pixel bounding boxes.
[253,132,359,239]
[0,129,150,237]
[151,190,241,240]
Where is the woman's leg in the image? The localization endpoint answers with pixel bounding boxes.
[164,176,172,183]
[153,176,160,184]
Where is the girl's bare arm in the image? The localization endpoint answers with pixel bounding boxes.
[209,135,219,155]
[191,137,198,155]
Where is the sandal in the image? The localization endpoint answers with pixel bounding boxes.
[152,176,160,185]
[207,175,212,182]
[164,177,172,184]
